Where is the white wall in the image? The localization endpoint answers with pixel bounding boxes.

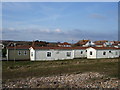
[30,48,35,61]
[87,47,120,59]
[6,49,9,60]
[119,51,120,57]
[95,45,103,47]
[74,49,87,58]
[30,47,120,60]
[96,50,119,58]
[34,49,74,61]
[87,48,97,59]
[83,41,95,47]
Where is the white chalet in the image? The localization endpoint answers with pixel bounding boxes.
[29,47,87,61]
[83,41,95,47]
[58,42,71,47]
[87,47,120,59]
[30,47,74,61]
[29,46,120,61]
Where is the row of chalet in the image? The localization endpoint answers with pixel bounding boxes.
[5,40,120,48]
[75,40,120,48]
[5,41,70,47]
[6,45,120,61]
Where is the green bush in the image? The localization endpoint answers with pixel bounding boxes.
[2,48,6,57]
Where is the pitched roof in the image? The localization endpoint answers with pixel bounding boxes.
[47,43,59,47]
[59,42,71,45]
[31,46,88,50]
[75,40,90,45]
[112,43,118,46]
[90,47,120,50]
[110,41,120,44]
[7,46,31,49]
[95,43,104,45]
[7,46,120,50]
[94,40,108,43]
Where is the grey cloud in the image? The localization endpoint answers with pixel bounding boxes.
[2,28,20,34]
[2,28,117,42]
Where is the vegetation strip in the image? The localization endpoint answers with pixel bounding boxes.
[3,58,119,80]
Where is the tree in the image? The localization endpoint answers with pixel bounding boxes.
[2,48,6,57]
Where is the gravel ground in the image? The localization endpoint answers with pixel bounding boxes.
[2,72,119,88]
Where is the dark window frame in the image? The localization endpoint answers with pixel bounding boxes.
[18,51,21,55]
[67,52,71,57]
[47,52,51,57]
[109,51,111,53]
[81,51,83,54]
[103,52,106,55]
[31,52,33,56]
[90,51,92,55]
[24,51,27,55]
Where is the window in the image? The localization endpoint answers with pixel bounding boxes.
[56,50,59,54]
[103,52,106,55]
[90,51,92,55]
[81,51,83,54]
[109,51,111,53]
[56,51,59,54]
[116,52,117,55]
[67,52,71,57]
[18,51,21,55]
[31,52,33,56]
[24,51,27,55]
[86,50,87,52]
[47,52,51,57]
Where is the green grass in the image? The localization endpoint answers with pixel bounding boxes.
[2,58,119,81]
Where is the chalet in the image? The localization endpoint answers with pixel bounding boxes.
[103,41,112,47]
[30,46,120,61]
[29,47,88,61]
[84,41,95,47]
[47,42,59,47]
[94,40,108,47]
[74,47,88,58]
[87,47,120,59]
[110,41,120,48]
[6,45,120,61]
[58,42,71,47]
[7,42,15,47]
[112,43,119,48]
[75,40,95,47]
[29,47,74,61]
[7,41,32,47]
[6,46,30,60]
[94,43,104,47]
[0,43,4,49]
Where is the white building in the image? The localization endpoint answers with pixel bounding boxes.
[74,47,87,58]
[103,41,112,47]
[30,47,74,61]
[0,43,4,49]
[75,40,95,47]
[29,47,88,61]
[83,41,95,47]
[29,46,120,61]
[87,47,120,59]
[58,42,71,47]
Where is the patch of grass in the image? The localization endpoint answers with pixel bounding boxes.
[2,58,119,81]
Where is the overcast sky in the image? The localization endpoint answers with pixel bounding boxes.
[2,2,118,42]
